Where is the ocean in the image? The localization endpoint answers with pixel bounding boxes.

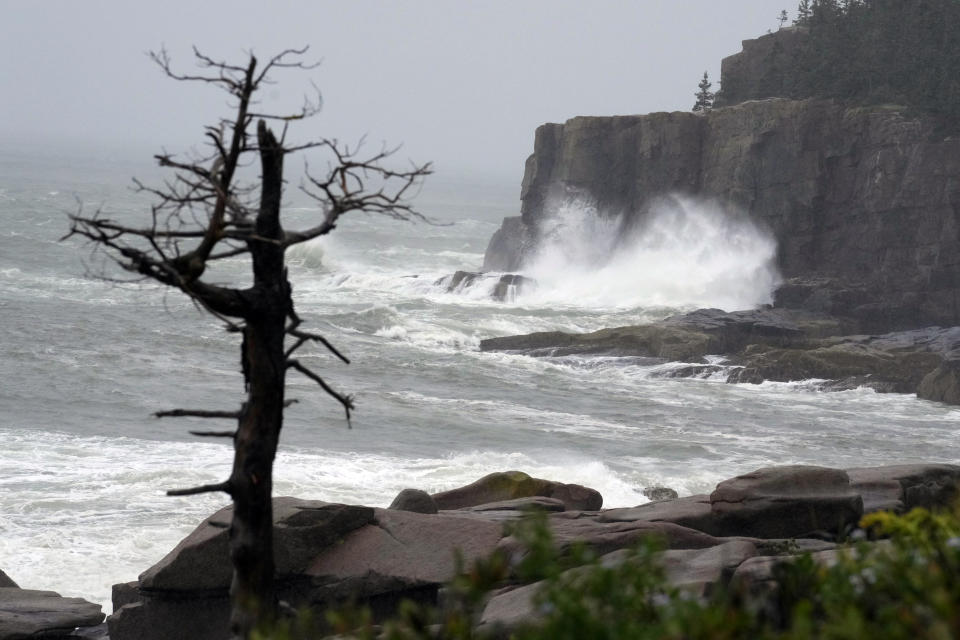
[1,143,958,611]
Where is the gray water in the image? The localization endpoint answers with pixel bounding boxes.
[1,144,958,609]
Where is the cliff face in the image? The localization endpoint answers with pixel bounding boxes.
[713,28,808,107]
[485,41,960,332]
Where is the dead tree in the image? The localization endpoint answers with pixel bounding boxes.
[65,48,430,639]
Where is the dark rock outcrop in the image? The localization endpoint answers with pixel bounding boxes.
[709,466,863,539]
[431,470,602,511]
[434,270,535,302]
[480,307,846,359]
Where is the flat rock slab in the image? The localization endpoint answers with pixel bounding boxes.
[458,496,566,513]
[599,494,718,535]
[545,516,725,553]
[710,466,863,538]
[0,588,104,640]
[498,514,725,562]
[140,498,374,591]
[306,508,504,598]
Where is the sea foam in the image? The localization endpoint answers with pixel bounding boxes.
[520,193,781,311]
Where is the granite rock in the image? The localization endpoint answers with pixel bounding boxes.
[389,488,439,514]
[139,498,374,592]
[710,466,863,539]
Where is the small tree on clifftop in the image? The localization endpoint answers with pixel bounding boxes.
[693,71,715,111]
[65,48,430,639]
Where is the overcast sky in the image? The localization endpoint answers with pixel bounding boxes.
[3,1,787,181]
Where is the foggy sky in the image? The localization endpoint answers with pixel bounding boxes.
[2,1,787,181]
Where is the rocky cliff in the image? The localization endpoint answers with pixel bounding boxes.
[485,33,960,333]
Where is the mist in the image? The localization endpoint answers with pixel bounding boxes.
[3,1,792,181]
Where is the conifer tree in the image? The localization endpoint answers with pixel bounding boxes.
[779,9,790,28]
[795,0,812,24]
[693,71,715,111]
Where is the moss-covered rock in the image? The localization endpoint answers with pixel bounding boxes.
[431,471,602,511]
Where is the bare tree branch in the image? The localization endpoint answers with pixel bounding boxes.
[285,328,350,363]
[155,409,242,419]
[286,359,354,426]
[167,481,233,497]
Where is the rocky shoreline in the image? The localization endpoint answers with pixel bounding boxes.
[479,305,960,405]
[10,464,954,639]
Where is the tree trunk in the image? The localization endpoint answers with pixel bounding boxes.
[228,120,288,639]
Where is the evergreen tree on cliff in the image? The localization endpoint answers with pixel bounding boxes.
[781,0,960,129]
[693,71,715,111]
[65,48,430,639]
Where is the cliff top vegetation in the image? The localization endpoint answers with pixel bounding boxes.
[736,0,960,129]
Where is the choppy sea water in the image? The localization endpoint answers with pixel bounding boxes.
[1,145,958,610]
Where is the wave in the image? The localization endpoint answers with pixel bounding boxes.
[0,428,651,611]
[520,193,782,311]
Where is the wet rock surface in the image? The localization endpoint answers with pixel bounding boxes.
[480,307,960,405]
[434,271,535,302]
